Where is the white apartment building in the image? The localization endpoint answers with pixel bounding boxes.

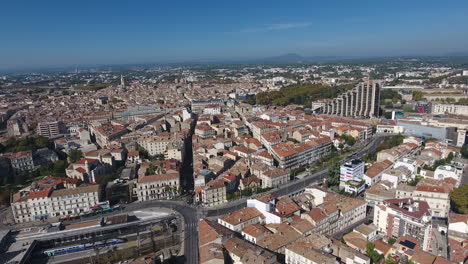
[136,173,180,201]
[11,185,101,223]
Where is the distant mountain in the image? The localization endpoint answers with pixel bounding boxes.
[259,53,306,63]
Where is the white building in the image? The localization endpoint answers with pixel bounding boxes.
[394,158,419,176]
[11,184,101,223]
[431,103,468,116]
[434,165,463,186]
[340,159,365,194]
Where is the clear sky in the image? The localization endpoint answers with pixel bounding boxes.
[1,0,468,70]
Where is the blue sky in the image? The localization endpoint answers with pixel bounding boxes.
[1,0,468,70]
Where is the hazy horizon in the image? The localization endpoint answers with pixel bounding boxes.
[1,0,468,71]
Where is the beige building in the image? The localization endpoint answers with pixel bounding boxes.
[396,180,452,218]
[259,168,289,188]
[136,173,180,201]
[196,179,227,207]
[49,185,101,217]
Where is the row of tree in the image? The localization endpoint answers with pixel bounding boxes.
[252,83,355,106]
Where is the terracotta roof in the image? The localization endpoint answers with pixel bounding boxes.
[433,256,454,264]
[276,196,301,216]
[199,243,224,263]
[128,151,139,157]
[448,238,467,263]
[28,187,52,199]
[253,193,275,203]
[219,207,264,226]
[449,213,468,224]
[415,185,450,194]
[51,184,99,197]
[76,167,87,173]
[137,173,179,183]
[343,231,367,251]
[411,249,436,264]
[198,219,233,247]
[241,224,272,238]
[205,178,225,190]
[374,240,392,255]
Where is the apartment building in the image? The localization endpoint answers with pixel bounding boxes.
[49,185,101,218]
[320,80,381,118]
[37,121,64,138]
[194,123,216,139]
[339,159,365,194]
[218,207,265,232]
[271,137,332,169]
[3,151,35,172]
[136,173,180,201]
[137,133,184,157]
[374,198,432,251]
[92,124,128,147]
[396,179,452,218]
[11,184,101,223]
[363,159,394,186]
[190,98,224,114]
[258,168,289,188]
[303,187,367,235]
[196,178,227,207]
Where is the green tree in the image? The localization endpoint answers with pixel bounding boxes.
[450,184,468,214]
[412,91,424,101]
[342,135,356,146]
[366,242,384,264]
[387,237,396,245]
[68,149,83,163]
[327,157,341,186]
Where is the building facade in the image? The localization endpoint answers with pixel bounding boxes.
[320,80,381,118]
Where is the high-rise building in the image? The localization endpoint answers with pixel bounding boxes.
[319,80,381,118]
[37,121,63,138]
